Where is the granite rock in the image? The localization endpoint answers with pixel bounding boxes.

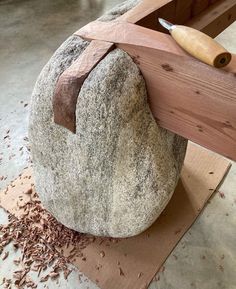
[29,0,187,237]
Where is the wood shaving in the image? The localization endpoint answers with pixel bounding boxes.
[2,251,9,260]
[24,188,32,195]
[40,275,49,283]
[1,278,12,289]
[119,267,124,276]
[0,188,94,288]
[219,265,224,272]
[219,192,225,199]
[62,268,72,280]
[138,272,143,278]
[49,272,59,279]
[13,258,21,265]
[161,266,165,272]
[174,228,182,235]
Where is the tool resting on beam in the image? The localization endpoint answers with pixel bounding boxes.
[53,0,236,161]
[158,18,231,68]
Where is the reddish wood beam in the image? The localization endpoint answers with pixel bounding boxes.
[75,21,236,160]
[192,0,209,17]
[119,0,173,23]
[53,0,236,159]
[120,0,236,38]
[175,0,193,23]
[76,21,186,56]
[186,0,236,37]
[53,40,114,133]
[135,1,176,33]
[122,44,236,161]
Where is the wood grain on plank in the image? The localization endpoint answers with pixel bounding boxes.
[75,21,187,56]
[209,0,219,4]
[118,44,236,160]
[53,0,236,154]
[119,0,172,23]
[76,21,236,160]
[192,0,209,16]
[186,0,236,37]
[53,40,114,133]
[120,0,235,35]
[175,0,193,23]
[224,55,236,74]
[136,1,176,33]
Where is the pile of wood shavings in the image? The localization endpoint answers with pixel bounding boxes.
[0,189,94,288]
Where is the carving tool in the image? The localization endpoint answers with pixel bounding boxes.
[158,18,232,68]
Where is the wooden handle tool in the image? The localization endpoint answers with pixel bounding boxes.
[158,18,231,68]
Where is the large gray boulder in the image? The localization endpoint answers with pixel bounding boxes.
[29,0,187,238]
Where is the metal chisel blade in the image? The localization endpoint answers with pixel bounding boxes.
[158,18,175,31]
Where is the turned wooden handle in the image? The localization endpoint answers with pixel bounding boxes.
[170,25,232,68]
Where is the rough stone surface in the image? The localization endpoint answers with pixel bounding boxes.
[29,0,187,238]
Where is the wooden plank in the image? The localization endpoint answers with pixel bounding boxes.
[209,0,219,3]
[119,44,236,161]
[76,21,187,56]
[119,0,235,35]
[53,40,114,133]
[175,0,193,23]
[135,1,176,33]
[223,55,236,74]
[119,0,173,23]
[53,1,236,154]
[192,0,209,16]
[186,0,236,38]
[75,21,236,161]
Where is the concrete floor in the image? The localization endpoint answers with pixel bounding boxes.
[0,0,236,288]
